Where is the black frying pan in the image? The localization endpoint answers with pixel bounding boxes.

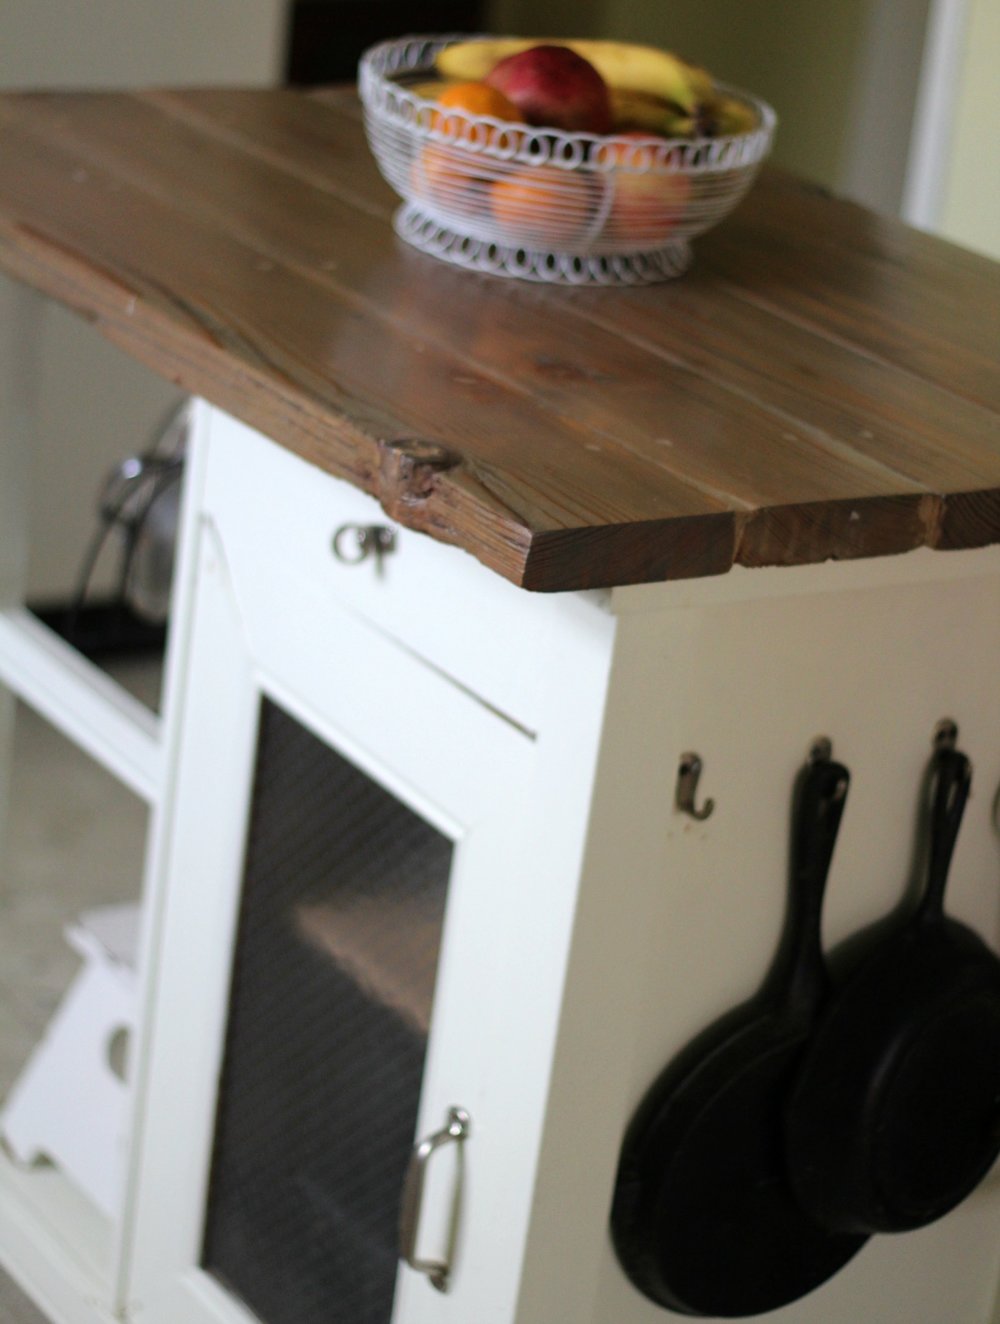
[610,742,867,1318]
[785,725,1000,1235]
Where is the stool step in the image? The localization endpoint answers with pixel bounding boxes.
[66,901,141,970]
[1,902,140,1220]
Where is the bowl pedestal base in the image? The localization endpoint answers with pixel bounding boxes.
[395,204,693,286]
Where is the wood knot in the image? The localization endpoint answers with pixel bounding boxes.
[377,438,461,517]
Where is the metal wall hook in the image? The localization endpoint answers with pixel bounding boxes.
[934,717,958,750]
[808,736,848,801]
[809,736,833,765]
[676,752,715,821]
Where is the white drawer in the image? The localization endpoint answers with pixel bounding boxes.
[199,407,563,735]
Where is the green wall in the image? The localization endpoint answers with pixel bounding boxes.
[484,0,872,192]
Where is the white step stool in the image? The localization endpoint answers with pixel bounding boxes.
[1,902,140,1219]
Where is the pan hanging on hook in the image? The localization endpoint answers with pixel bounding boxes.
[611,739,867,1317]
[785,719,1000,1236]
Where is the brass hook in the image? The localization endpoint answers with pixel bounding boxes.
[676,752,715,821]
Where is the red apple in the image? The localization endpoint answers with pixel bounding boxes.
[485,45,613,135]
[604,132,692,242]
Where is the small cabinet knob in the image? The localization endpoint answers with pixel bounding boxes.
[332,523,396,575]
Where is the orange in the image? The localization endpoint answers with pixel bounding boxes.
[431,82,522,145]
[415,81,523,215]
[412,148,494,220]
[490,165,595,247]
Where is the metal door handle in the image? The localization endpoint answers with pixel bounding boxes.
[399,1106,471,1292]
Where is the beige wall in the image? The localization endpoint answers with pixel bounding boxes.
[484,0,874,192]
[938,0,1000,261]
[0,0,285,91]
[485,0,999,237]
[0,1,285,600]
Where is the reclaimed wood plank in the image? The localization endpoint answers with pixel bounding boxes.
[0,107,738,589]
[696,172,1000,411]
[147,90,999,498]
[5,91,933,521]
[311,87,1000,415]
[0,88,997,587]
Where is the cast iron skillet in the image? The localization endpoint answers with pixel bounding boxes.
[785,725,1000,1235]
[610,741,867,1318]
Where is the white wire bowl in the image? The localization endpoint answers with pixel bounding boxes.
[359,34,777,285]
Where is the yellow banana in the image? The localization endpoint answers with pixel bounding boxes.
[405,78,459,102]
[568,40,711,114]
[706,93,760,136]
[436,38,531,81]
[610,89,697,137]
[436,38,712,114]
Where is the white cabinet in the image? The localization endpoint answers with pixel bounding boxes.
[125,406,568,1324]
[2,401,1000,1324]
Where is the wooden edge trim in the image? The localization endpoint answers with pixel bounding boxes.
[520,514,737,592]
[735,490,1000,570]
[934,489,1000,553]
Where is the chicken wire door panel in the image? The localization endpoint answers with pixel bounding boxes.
[201,697,453,1324]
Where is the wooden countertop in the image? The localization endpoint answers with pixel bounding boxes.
[0,86,997,592]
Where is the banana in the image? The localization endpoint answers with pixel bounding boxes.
[610,87,761,139]
[568,40,711,114]
[706,93,760,136]
[435,37,538,82]
[436,37,711,114]
[609,89,697,137]
[405,78,459,103]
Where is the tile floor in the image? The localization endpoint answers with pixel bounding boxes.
[0,655,161,1323]
[0,1275,49,1324]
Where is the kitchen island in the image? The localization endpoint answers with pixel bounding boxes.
[0,85,999,1324]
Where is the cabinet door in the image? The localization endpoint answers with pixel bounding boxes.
[123,459,538,1324]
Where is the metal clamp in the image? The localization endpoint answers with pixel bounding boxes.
[676,752,715,821]
[399,1106,471,1292]
[331,523,396,575]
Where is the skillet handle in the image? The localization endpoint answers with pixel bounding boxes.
[921,742,972,921]
[776,742,850,1010]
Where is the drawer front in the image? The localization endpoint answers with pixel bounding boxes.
[201,408,560,735]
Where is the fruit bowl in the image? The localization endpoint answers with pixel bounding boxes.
[358,34,776,285]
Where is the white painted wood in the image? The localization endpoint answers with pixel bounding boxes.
[1,904,137,1220]
[118,518,261,1320]
[0,1148,115,1324]
[0,608,162,804]
[514,559,1000,1324]
[902,0,973,228]
[123,499,562,1322]
[4,387,1000,1324]
[393,593,619,1324]
[0,401,214,1324]
[110,396,216,1315]
[204,411,593,737]
[614,541,1000,613]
